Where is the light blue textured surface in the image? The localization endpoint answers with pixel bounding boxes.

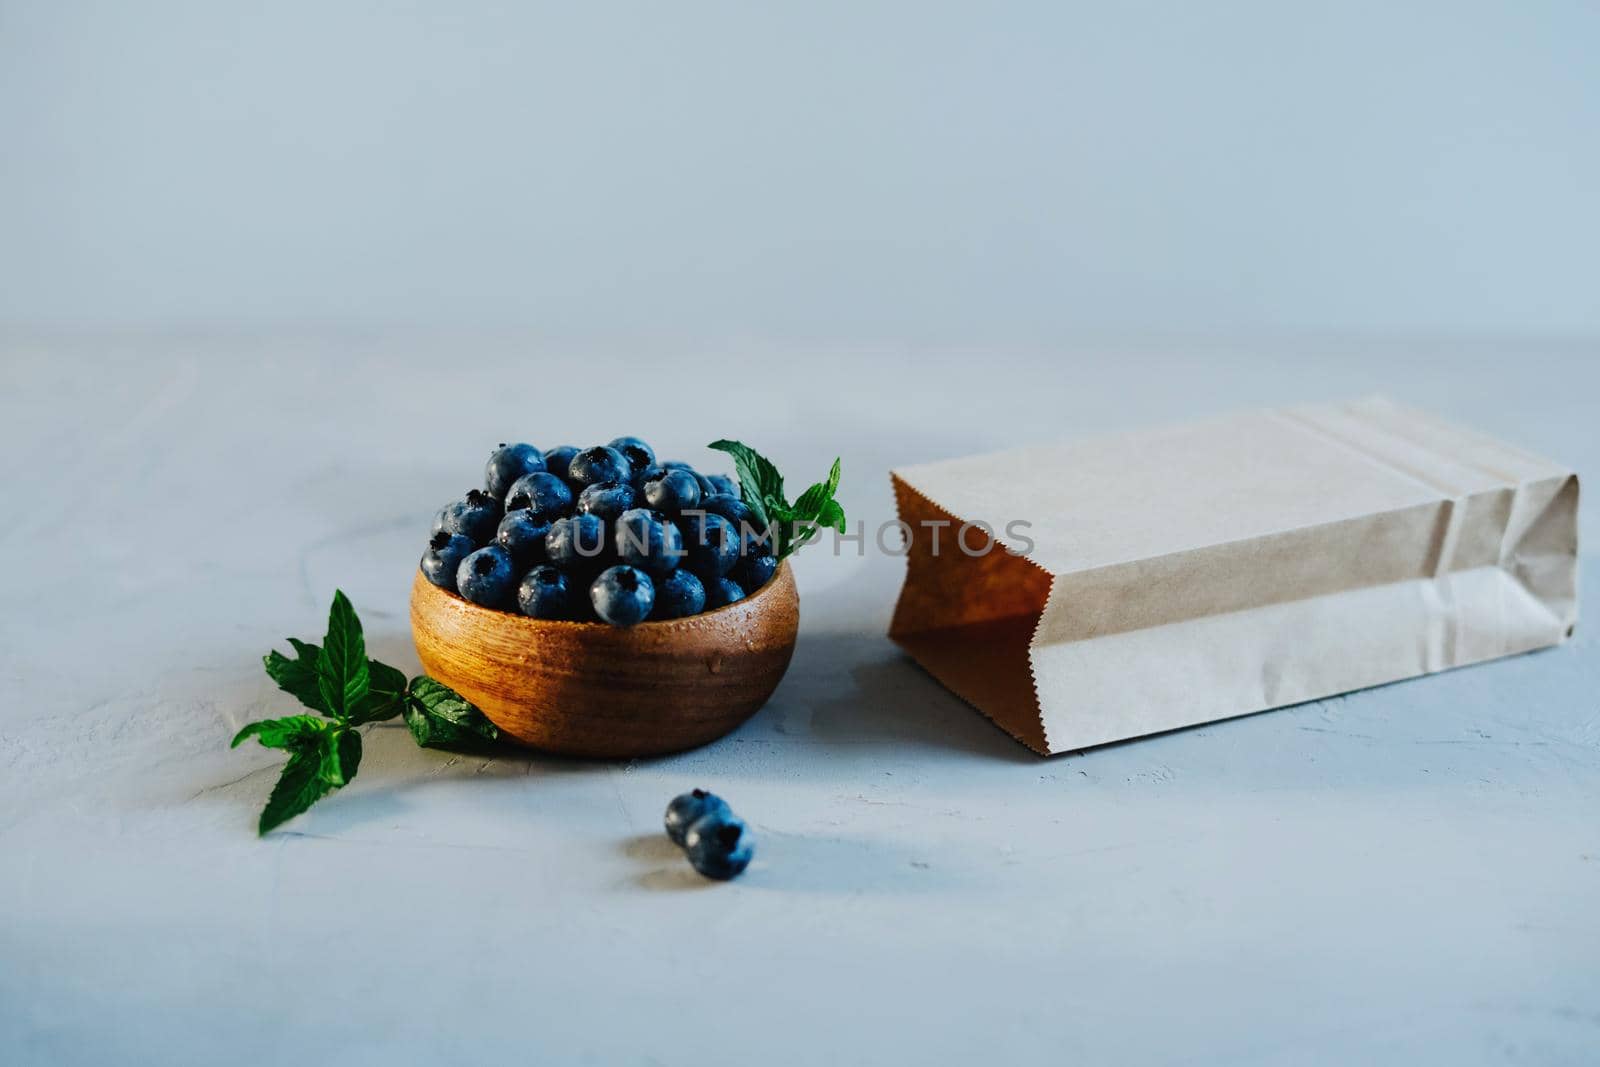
[0,335,1593,1065]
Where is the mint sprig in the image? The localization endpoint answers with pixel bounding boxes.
[233,590,500,834]
[708,440,845,560]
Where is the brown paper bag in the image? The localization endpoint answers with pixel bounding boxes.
[888,397,1579,754]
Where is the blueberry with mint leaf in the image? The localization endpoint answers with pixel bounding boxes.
[517,564,573,620]
[496,510,550,567]
[484,442,545,499]
[684,812,754,881]
[543,445,580,482]
[568,445,631,489]
[615,507,684,576]
[420,531,475,592]
[664,788,731,846]
[505,471,574,521]
[607,436,656,476]
[456,545,517,608]
[651,569,706,620]
[434,489,502,545]
[642,468,702,514]
[590,565,655,626]
[576,480,639,523]
[546,513,609,570]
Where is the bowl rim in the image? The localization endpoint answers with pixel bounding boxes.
[411,559,793,634]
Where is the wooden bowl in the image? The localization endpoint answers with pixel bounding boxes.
[409,563,799,758]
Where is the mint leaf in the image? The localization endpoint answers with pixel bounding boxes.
[708,440,783,528]
[258,747,335,835]
[314,590,369,721]
[317,727,362,787]
[792,457,842,521]
[816,498,846,533]
[349,658,408,725]
[232,714,328,751]
[406,677,500,750]
[263,640,327,714]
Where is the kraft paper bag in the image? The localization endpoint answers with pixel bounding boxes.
[888,397,1580,755]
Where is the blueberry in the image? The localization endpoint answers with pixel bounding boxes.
[543,445,580,481]
[641,468,702,514]
[651,568,706,620]
[433,489,502,545]
[703,575,745,609]
[663,788,731,846]
[496,510,550,567]
[707,474,739,498]
[517,564,574,620]
[484,443,545,499]
[607,436,657,476]
[456,545,517,608]
[615,507,684,576]
[505,471,574,521]
[684,812,754,881]
[630,462,666,490]
[567,445,631,488]
[575,480,639,523]
[732,549,777,592]
[590,565,655,626]
[420,531,474,592]
[545,513,609,569]
[660,460,694,472]
[681,512,740,578]
[699,492,751,525]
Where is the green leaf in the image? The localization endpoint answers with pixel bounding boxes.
[791,457,843,522]
[708,440,783,528]
[263,640,327,714]
[314,590,369,721]
[231,714,328,751]
[258,748,336,834]
[349,658,409,725]
[816,497,847,534]
[317,727,362,787]
[406,677,500,750]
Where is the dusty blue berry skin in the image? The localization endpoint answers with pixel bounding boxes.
[651,568,706,620]
[684,812,754,880]
[732,548,777,592]
[630,462,666,490]
[568,445,631,489]
[614,508,684,576]
[517,564,573,619]
[545,513,609,569]
[496,510,550,567]
[682,512,740,578]
[456,545,517,608]
[706,474,739,498]
[642,468,702,514]
[543,445,580,481]
[663,789,730,846]
[420,531,475,593]
[433,489,503,545]
[590,565,655,626]
[484,443,545,499]
[703,575,745,609]
[607,436,656,477]
[576,480,639,523]
[505,471,574,521]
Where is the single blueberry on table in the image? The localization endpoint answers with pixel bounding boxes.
[433,489,503,545]
[642,468,702,514]
[456,545,517,608]
[543,445,580,481]
[567,445,631,489]
[615,507,684,576]
[420,531,475,592]
[517,564,574,620]
[681,512,740,578]
[684,812,754,881]
[706,473,739,498]
[663,789,731,847]
[496,510,551,567]
[703,575,745,609]
[650,568,706,620]
[545,513,609,569]
[607,436,657,476]
[505,471,574,521]
[483,443,545,499]
[732,548,777,592]
[575,480,639,523]
[590,565,655,626]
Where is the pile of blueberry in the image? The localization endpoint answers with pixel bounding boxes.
[420,437,777,626]
[664,789,754,880]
